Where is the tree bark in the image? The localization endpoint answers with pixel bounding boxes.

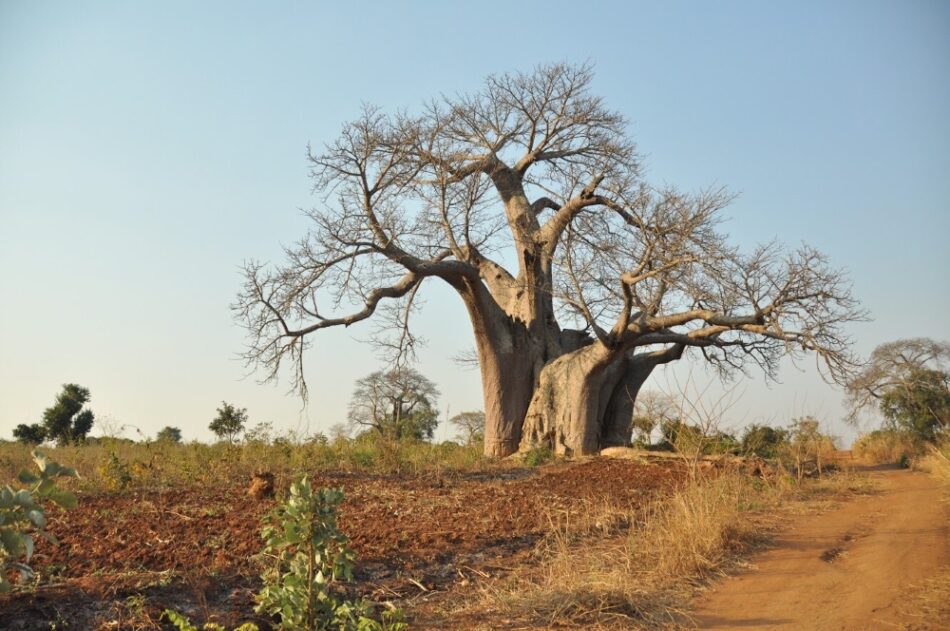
[460,280,545,457]
[600,345,685,447]
[520,343,616,455]
[518,343,685,456]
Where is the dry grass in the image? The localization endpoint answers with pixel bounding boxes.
[0,435,489,494]
[852,430,917,465]
[473,471,788,629]
[915,438,950,486]
[895,437,950,630]
[896,566,950,631]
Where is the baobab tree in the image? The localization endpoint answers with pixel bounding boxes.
[235,63,863,457]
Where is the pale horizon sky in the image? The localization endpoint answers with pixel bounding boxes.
[1,1,948,446]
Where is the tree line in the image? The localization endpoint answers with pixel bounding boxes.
[8,372,486,447]
[11,336,948,449]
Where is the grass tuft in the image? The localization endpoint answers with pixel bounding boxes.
[477,471,787,628]
[852,430,918,465]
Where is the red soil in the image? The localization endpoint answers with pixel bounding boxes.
[1,457,683,630]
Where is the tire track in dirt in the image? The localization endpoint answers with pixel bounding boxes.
[690,466,950,630]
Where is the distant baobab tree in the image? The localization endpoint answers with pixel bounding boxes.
[235,63,863,458]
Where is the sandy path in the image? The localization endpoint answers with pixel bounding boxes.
[690,466,949,630]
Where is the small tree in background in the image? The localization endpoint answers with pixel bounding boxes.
[209,402,248,444]
[631,390,678,445]
[879,368,949,442]
[12,383,95,446]
[348,368,440,440]
[12,424,46,445]
[156,426,183,443]
[847,338,950,442]
[328,423,351,442]
[785,416,836,481]
[450,411,485,445]
[740,424,789,458]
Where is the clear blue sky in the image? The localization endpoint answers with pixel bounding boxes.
[1,1,948,444]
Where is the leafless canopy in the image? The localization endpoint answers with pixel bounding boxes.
[845,338,950,423]
[234,63,864,398]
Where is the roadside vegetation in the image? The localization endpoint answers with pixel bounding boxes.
[847,338,948,466]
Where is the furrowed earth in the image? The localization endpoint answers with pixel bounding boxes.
[0,457,685,630]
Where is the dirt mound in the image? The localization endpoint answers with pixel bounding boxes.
[247,471,275,499]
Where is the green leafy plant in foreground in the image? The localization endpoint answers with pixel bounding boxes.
[0,450,77,591]
[255,478,406,630]
[162,609,259,631]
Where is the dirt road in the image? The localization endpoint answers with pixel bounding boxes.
[691,466,949,630]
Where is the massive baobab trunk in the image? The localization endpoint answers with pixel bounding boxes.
[236,64,862,463]
[519,342,685,456]
[467,309,539,457]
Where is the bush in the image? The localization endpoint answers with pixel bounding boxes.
[852,430,918,465]
[156,426,183,443]
[916,437,950,484]
[255,478,406,630]
[98,451,133,491]
[740,424,789,458]
[1,451,77,591]
[781,417,837,481]
[522,445,554,467]
[163,610,258,631]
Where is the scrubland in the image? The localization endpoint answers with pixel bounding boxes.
[1,431,946,630]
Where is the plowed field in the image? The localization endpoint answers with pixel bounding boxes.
[1,457,684,630]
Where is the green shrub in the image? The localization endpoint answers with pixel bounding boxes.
[0,451,77,591]
[98,451,133,491]
[255,478,406,630]
[162,609,259,631]
[740,424,789,458]
[523,445,554,467]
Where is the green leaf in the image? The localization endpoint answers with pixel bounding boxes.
[36,478,54,496]
[0,529,24,556]
[28,509,46,528]
[55,465,78,478]
[17,470,40,485]
[48,488,77,509]
[22,534,33,562]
